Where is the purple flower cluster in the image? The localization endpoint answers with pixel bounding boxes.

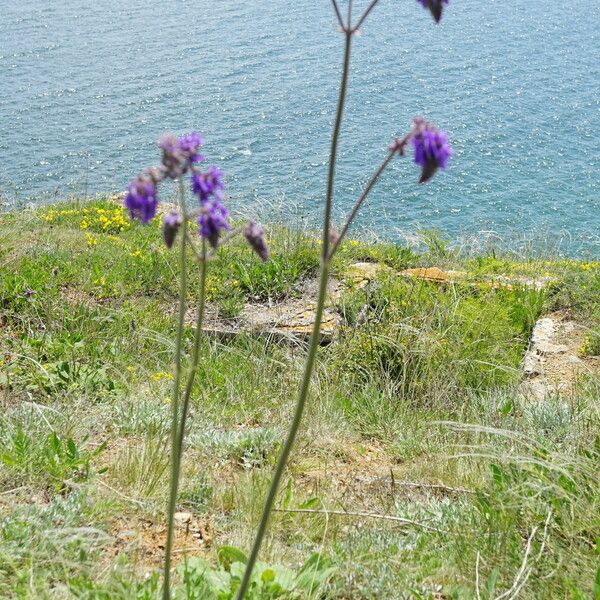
[411,117,452,183]
[160,131,205,179]
[198,200,230,249]
[192,166,225,203]
[178,132,205,165]
[417,0,449,23]
[191,164,229,248]
[124,168,161,223]
[124,131,267,259]
[125,132,205,224]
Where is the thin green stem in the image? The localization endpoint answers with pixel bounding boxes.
[328,150,394,258]
[176,239,207,462]
[321,29,353,262]
[353,0,380,32]
[163,180,189,600]
[235,266,330,600]
[330,0,345,30]
[235,25,354,600]
[161,240,207,600]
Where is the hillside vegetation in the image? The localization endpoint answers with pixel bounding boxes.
[0,198,599,599]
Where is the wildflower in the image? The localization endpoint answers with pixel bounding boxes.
[178,131,205,165]
[198,199,230,248]
[417,0,449,23]
[163,211,183,249]
[159,135,186,179]
[150,371,174,382]
[191,166,225,203]
[160,132,204,179]
[86,233,98,247]
[244,221,269,261]
[23,289,35,299]
[124,169,161,223]
[411,117,452,183]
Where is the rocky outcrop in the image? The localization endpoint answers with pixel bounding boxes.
[190,262,558,346]
[520,313,597,400]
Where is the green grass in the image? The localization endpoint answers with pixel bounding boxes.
[0,197,599,598]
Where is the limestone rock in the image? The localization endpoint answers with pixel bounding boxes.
[521,313,596,401]
[346,262,391,287]
[400,267,462,283]
[173,512,193,524]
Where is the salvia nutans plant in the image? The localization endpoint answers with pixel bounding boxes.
[124,1,452,598]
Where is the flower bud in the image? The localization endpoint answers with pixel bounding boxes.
[244,221,269,262]
[163,211,182,249]
[417,0,449,23]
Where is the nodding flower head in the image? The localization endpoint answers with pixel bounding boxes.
[417,0,449,23]
[198,199,230,249]
[244,221,269,261]
[160,132,204,179]
[162,211,183,249]
[124,168,162,223]
[411,117,452,183]
[192,166,225,203]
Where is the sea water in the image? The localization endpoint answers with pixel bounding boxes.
[1,0,599,252]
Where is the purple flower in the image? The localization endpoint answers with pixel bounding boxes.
[163,211,183,249]
[159,134,187,179]
[192,166,225,203]
[411,118,452,183]
[124,169,161,223]
[198,199,230,248]
[244,221,269,261]
[24,289,35,299]
[417,0,449,23]
[178,131,205,165]
[160,132,205,179]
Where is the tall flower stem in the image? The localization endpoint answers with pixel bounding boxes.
[162,234,208,600]
[322,28,353,262]
[163,180,189,599]
[235,25,354,600]
[176,239,207,460]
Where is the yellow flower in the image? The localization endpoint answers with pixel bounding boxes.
[150,371,174,383]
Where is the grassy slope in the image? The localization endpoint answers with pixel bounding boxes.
[0,198,599,599]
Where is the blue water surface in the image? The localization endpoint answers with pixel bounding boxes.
[1,1,599,252]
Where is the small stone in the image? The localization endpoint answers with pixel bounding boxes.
[174,512,192,524]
